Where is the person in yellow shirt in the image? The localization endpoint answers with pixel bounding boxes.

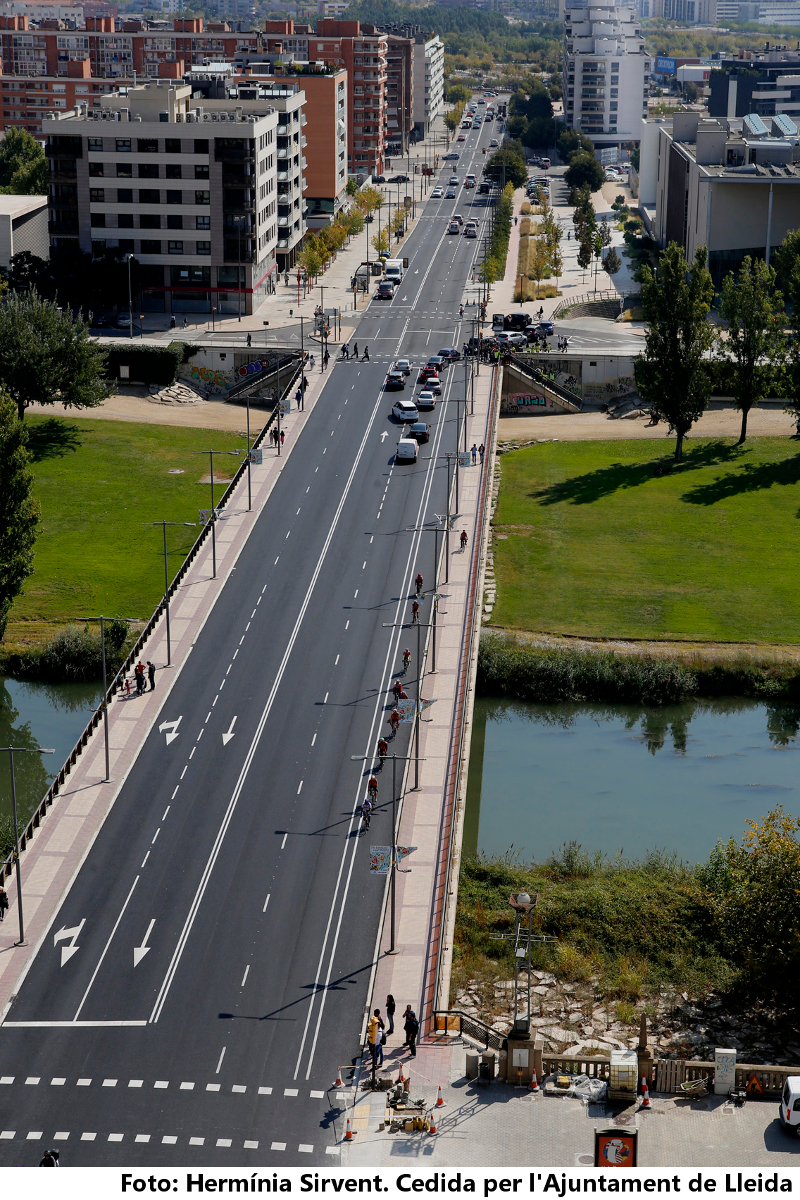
[368,1008,385,1073]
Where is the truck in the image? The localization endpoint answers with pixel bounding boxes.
[384,259,404,285]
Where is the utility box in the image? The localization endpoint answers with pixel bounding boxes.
[609,1049,638,1101]
[714,1048,736,1096]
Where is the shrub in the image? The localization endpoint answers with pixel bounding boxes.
[9,622,127,682]
[104,344,188,387]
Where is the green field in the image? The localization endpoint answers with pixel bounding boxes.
[6,416,250,648]
[491,437,800,643]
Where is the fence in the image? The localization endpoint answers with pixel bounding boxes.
[655,1059,795,1096]
[0,354,304,883]
[509,354,583,411]
[431,1010,505,1053]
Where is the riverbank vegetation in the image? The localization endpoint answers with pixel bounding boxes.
[453,808,800,1017]
[0,415,247,671]
[490,437,800,643]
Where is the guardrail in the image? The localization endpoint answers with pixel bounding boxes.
[551,289,640,321]
[509,355,583,411]
[1,354,304,882]
[431,1010,505,1052]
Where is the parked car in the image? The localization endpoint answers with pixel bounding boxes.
[116,313,132,328]
[409,421,431,443]
[417,389,437,410]
[396,438,418,462]
[431,187,443,198]
[394,358,412,375]
[392,399,419,422]
[373,174,386,184]
[779,1077,800,1136]
[389,174,410,183]
[504,313,533,331]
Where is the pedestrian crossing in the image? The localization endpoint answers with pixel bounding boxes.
[0,1128,341,1154]
[0,1075,343,1098]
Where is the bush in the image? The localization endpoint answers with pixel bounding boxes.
[564,152,604,193]
[104,344,187,387]
[9,623,127,682]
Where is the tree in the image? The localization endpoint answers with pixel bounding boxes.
[697,807,800,994]
[341,207,364,238]
[529,238,550,298]
[372,227,389,256]
[635,243,716,461]
[717,255,785,445]
[577,238,592,282]
[0,391,40,641]
[297,245,322,281]
[556,126,594,163]
[346,177,358,197]
[0,128,46,195]
[5,251,48,294]
[483,147,527,190]
[602,246,622,277]
[564,152,604,193]
[0,291,110,421]
[444,100,466,134]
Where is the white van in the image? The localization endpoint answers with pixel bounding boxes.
[465,173,476,188]
[396,438,418,462]
[780,1077,800,1136]
[384,259,403,285]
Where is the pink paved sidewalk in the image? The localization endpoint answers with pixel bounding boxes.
[0,362,338,1018]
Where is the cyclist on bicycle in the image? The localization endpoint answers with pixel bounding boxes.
[360,797,372,830]
[368,776,378,801]
[377,737,389,762]
[402,648,411,671]
[393,679,403,703]
[411,599,420,623]
[415,573,423,596]
[390,708,400,735]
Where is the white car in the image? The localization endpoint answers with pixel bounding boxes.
[392,399,419,422]
[396,438,418,462]
[394,358,411,375]
[495,331,527,347]
[417,389,436,410]
[431,186,443,198]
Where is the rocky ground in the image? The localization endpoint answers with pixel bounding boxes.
[454,974,800,1066]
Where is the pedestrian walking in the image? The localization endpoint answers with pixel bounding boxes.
[386,994,396,1036]
[295,387,302,410]
[170,314,176,329]
[479,442,485,464]
[471,443,477,465]
[39,1149,60,1166]
[368,1008,385,1072]
[0,886,8,922]
[147,661,156,691]
[460,529,468,552]
[246,333,252,348]
[403,1005,418,1057]
[183,316,188,329]
[125,677,131,698]
[302,374,309,392]
[353,343,358,360]
[280,429,285,448]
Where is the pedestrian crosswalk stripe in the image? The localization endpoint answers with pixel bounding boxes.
[162,1136,177,1145]
[206,1083,220,1092]
[298,1144,313,1153]
[77,1078,91,1086]
[25,1077,40,1085]
[326,1147,340,1155]
[129,1080,143,1088]
[284,1088,298,1097]
[51,1079,65,1086]
[81,1133,96,1141]
[310,1091,324,1098]
[258,1086,272,1095]
[243,1141,259,1150]
[189,1138,204,1146]
[154,1080,169,1089]
[26,1131,42,1139]
[0,1132,14,1139]
[135,1135,150,1143]
[216,1139,232,1148]
[271,1142,286,1151]
[180,1082,195,1090]
[103,1079,118,1087]
[54,1132,69,1140]
[0,1077,13,1085]
[232,1085,246,1093]
[108,1134,123,1142]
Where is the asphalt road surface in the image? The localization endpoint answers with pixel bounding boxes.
[0,116,498,1167]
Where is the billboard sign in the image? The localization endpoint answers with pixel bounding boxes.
[655,56,676,74]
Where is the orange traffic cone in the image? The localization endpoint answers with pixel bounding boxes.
[640,1077,651,1109]
[529,1068,539,1093]
[436,1084,445,1107]
[334,1066,343,1087]
[344,1117,353,1141]
[429,1112,437,1135]
[398,1064,404,1084]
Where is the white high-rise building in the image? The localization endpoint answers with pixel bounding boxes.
[563,0,651,149]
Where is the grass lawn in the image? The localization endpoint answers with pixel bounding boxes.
[5,416,250,649]
[491,436,800,643]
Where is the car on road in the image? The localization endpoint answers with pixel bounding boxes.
[416,389,436,410]
[116,313,133,328]
[443,152,460,160]
[426,355,447,373]
[409,421,431,443]
[377,279,394,299]
[418,370,441,392]
[449,175,460,185]
[394,358,412,375]
[385,371,406,389]
[438,347,461,361]
[445,188,456,199]
[396,438,418,462]
[392,399,418,422]
[448,220,460,234]
[431,186,443,198]
[780,1077,800,1135]
[538,320,555,336]
[465,225,478,238]
[457,134,466,141]
[489,139,499,148]
[495,331,527,347]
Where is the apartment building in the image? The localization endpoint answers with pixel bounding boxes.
[563,0,650,150]
[709,55,800,121]
[308,19,386,175]
[640,111,800,285]
[43,79,301,313]
[383,32,413,153]
[412,33,443,138]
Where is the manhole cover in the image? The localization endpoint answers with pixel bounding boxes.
[168,469,184,474]
[577,1155,594,1166]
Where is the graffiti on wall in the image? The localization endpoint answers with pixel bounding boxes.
[502,393,552,414]
[583,375,636,400]
[189,365,232,391]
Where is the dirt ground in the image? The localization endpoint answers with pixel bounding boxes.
[25,389,256,433]
[498,406,796,443]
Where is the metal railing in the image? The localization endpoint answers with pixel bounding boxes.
[432,1010,505,1052]
[509,354,583,410]
[551,289,638,320]
[0,356,303,882]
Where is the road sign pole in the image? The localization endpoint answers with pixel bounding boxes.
[100,615,109,783]
[390,753,397,954]
[246,393,252,513]
[162,521,171,666]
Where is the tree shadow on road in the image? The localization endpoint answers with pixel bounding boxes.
[533,440,743,507]
[25,417,84,461]
[681,451,800,508]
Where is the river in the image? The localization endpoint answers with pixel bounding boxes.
[465,696,800,864]
[0,677,103,834]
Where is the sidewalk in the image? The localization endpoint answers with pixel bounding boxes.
[0,358,333,1017]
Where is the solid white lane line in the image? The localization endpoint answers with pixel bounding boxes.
[285,531,290,539]
[306,487,310,493]
[262,893,270,913]
[334,655,339,666]
[296,507,301,515]
[274,556,279,565]
[241,966,250,987]
[354,590,358,599]
[215,1048,226,1074]
[362,561,366,569]
[323,693,328,703]
[345,621,349,630]
[73,876,139,1021]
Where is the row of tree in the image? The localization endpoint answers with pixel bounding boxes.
[523,187,564,297]
[572,186,621,287]
[636,237,800,458]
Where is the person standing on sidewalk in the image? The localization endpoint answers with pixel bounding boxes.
[403,1006,418,1057]
[471,443,477,465]
[368,1008,384,1072]
[386,994,396,1036]
[147,661,156,691]
[479,443,485,465]
[0,886,8,922]
[280,429,285,448]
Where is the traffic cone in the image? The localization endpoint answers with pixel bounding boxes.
[429,1111,437,1135]
[529,1068,539,1093]
[640,1077,651,1109]
[344,1117,353,1141]
[436,1084,445,1108]
[398,1064,404,1084]
[334,1066,343,1087]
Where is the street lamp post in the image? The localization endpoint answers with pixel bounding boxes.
[383,614,438,790]
[143,522,196,667]
[75,615,138,781]
[194,449,241,578]
[127,253,134,341]
[1,745,54,946]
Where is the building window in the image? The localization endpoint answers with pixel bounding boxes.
[115,137,131,152]
[194,163,209,179]
[138,138,158,153]
[91,239,106,254]
[140,213,160,229]
[117,187,133,203]
[167,190,182,204]
[196,240,211,255]
[168,240,183,255]
[139,188,159,204]
[88,136,103,151]
[91,212,106,226]
[118,213,134,228]
[166,163,182,179]
[610,101,618,110]
[139,163,159,179]
[116,162,132,178]
[195,190,210,205]
[195,215,210,230]
[90,188,105,202]
[165,137,181,153]
[140,239,161,254]
[171,264,210,285]
[167,214,183,230]
[118,238,134,253]
[194,138,209,154]
[89,162,104,177]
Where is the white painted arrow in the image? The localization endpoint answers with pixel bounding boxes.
[134,918,156,967]
[158,716,182,745]
[380,431,389,442]
[222,716,237,746]
[54,919,85,967]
